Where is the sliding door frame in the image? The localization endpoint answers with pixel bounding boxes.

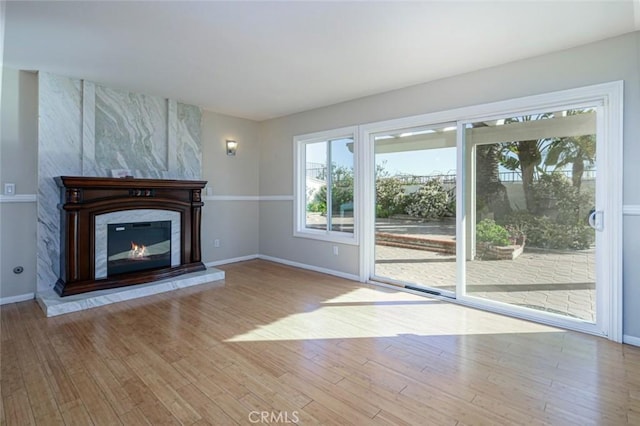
[359,113,463,289]
[359,81,623,342]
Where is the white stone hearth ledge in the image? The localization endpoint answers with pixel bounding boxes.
[36,267,225,317]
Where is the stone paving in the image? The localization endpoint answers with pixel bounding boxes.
[307,213,597,322]
[374,219,596,322]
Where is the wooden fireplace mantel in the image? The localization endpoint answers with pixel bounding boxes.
[55,176,207,296]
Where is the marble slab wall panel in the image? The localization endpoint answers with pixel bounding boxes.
[95,85,168,178]
[37,73,83,292]
[167,100,178,175]
[81,81,98,176]
[176,103,202,179]
[37,71,203,292]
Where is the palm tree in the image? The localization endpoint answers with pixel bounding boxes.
[499,113,552,212]
[476,143,511,221]
[544,110,596,190]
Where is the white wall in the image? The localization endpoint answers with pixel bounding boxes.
[0,69,38,300]
[258,32,640,340]
[200,111,261,263]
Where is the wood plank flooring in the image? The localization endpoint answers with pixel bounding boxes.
[1,259,639,425]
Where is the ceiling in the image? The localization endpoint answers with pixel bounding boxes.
[3,1,639,121]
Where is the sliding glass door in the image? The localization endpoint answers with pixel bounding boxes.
[362,83,622,339]
[371,124,457,298]
[458,107,603,330]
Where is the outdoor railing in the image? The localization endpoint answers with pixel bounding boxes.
[392,169,596,184]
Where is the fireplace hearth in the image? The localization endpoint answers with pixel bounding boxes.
[55,176,207,296]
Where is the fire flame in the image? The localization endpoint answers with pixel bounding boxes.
[129,241,148,259]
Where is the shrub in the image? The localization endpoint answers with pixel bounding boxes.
[496,173,594,250]
[476,219,511,246]
[533,173,592,220]
[502,210,593,250]
[376,177,406,218]
[405,179,452,220]
[307,165,354,215]
[307,198,325,213]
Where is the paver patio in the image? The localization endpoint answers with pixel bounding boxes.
[374,218,596,322]
[305,213,597,322]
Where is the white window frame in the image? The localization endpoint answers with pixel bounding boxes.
[294,126,358,245]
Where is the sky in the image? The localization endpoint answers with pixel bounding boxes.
[307,138,457,177]
[377,147,457,177]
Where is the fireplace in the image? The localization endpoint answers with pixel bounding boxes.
[107,221,172,276]
[55,176,207,296]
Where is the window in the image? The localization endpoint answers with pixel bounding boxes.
[294,126,357,243]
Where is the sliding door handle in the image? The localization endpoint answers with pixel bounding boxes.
[588,210,604,231]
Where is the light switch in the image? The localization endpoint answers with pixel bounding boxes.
[3,183,15,196]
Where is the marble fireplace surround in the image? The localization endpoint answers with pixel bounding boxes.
[55,176,207,296]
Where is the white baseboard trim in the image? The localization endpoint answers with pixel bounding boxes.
[623,334,640,347]
[205,254,359,281]
[0,194,37,203]
[0,293,35,305]
[623,205,640,215]
[257,254,360,281]
[205,254,260,267]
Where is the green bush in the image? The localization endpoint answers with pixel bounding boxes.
[476,219,511,246]
[495,173,594,250]
[533,173,592,219]
[307,198,325,213]
[405,179,453,220]
[308,165,354,215]
[502,211,593,250]
[376,177,406,218]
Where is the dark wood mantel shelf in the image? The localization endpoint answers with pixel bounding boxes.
[55,176,207,296]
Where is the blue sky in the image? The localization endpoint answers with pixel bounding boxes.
[377,147,457,176]
[308,139,458,177]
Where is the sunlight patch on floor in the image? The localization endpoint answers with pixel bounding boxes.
[225,286,563,342]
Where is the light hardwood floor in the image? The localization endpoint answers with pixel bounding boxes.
[1,260,639,425]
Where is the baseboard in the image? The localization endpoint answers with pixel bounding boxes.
[205,254,360,282]
[0,293,35,305]
[257,254,360,281]
[205,254,260,267]
[623,334,640,347]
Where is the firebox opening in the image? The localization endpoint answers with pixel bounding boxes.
[107,221,171,276]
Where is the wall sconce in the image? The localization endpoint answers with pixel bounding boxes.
[226,140,238,156]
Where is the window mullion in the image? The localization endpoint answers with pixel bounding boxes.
[326,140,332,233]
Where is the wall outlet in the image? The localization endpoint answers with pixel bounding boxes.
[333,245,339,256]
[4,183,15,196]
[214,239,220,248]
